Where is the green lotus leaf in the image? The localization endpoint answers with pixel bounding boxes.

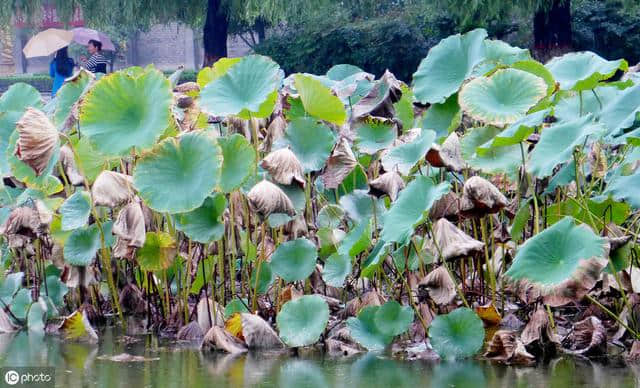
[381,129,436,175]
[295,74,346,125]
[59,190,91,231]
[347,305,393,351]
[322,252,352,287]
[0,83,42,175]
[354,117,396,154]
[79,68,172,155]
[279,117,336,173]
[429,307,485,360]
[420,94,461,140]
[27,297,47,334]
[413,28,488,104]
[528,115,604,178]
[460,126,502,159]
[554,86,619,123]
[270,238,318,282]
[381,176,450,244]
[200,55,282,119]
[477,109,549,151]
[43,275,69,307]
[10,288,32,320]
[54,70,91,127]
[224,298,249,319]
[546,197,630,230]
[373,300,414,337]
[472,39,531,76]
[468,144,521,179]
[137,231,176,272]
[196,57,241,89]
[217,134,256,193]
[71,136,116,184]
[337,219,371,258]
[0,272,24,305]
[543,160,576,195]
[545,51,628,91]
[603,172,640,209]
[598,84,640,139]
[251,261,275,295]
[174,194,227,243]
[511,59,556,94]
[317,204,344,229]
[326,64,364,81]
[339,190,385,224]
[64,225,100,266]
[505,217,606,285]
[317,227,345,259]
[459,69,547,126]
[134,131,222,213]
[277,295,329,347]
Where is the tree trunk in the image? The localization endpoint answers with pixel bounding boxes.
[203,0,229,67]
[533,0,572,61]
[255,18,266,42]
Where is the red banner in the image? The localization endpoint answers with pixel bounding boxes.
[14,4,84,28]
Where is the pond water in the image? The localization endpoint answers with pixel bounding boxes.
[0,327,638,388]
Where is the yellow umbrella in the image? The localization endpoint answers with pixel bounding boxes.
[22,28,73,58]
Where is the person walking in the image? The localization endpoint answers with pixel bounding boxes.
[49,47,74,97]
[84,39,108,73]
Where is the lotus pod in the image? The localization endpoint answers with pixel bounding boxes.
[460,176,508,217]
[432,218,484,261]
[418,266,456,305]
[202,326,247,354]
[321,137,357,189]
[260,148,305,188]
[426,132,465,172]
[484,330,536,366]
[92,171,135,207]
[14,107,58,175]
[369,171,405,201]
[247,180,296,218]
[240,313,285,349]
[59,145,84,185]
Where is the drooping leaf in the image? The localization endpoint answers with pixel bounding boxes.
[27,297,47,334]
[79,68,172,155]
[10,288,32,320]
[133,132,222,213]
[54,69,92,127]
[429,307,485,360]
[277,295,329,347]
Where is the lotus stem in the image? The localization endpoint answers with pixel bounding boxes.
[251,221,267,312]
[228,192,238,298]
[480,217,496,305]
[585,294,640,339]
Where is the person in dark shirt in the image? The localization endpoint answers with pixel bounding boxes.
[49,47,74,96]
[84,39,108,73]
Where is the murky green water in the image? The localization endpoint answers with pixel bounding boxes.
[0,327,638,388]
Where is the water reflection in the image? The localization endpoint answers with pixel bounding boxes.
[0,328,637,388]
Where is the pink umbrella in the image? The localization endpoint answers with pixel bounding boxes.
[72,27,116,51]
